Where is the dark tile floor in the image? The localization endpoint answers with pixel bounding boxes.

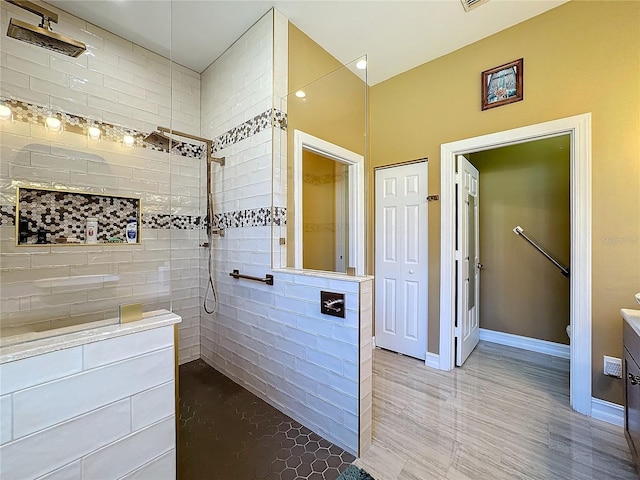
[178,359,356,480]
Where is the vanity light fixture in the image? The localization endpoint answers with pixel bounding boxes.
[295,90,306,98]
[0,104,12,121]
[123,133,135,147]
[356,59,367,70]
[87,125,101,140]
[45,114,62,132]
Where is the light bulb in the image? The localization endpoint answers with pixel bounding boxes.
[0,104,12,121]
[123,134,135,147]
[356,59,367,70]
[295,90,306,98]
[45,116,62,132]
[87,126,101,140]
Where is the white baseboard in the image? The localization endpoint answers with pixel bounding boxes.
[425,352,440,369]
[591,397,624,427]
[479,328,570,359]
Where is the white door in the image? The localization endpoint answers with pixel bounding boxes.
[456,155,480,366]
[375,162,428,360]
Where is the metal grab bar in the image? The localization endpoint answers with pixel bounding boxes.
[229,269,274,285]
[513,226,570,278]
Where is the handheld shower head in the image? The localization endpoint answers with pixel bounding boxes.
[5,1,86,57]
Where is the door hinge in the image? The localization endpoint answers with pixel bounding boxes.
[454,326,461,338]
[426,195,439,202]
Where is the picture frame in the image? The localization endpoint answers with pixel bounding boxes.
[481,58,523,110]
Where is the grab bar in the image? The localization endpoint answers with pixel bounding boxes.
[229,269,274,286]
[513,226,570,278]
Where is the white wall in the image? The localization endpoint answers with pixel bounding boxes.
[0,325,176,479]
[0,1,202,364]
[199,10,367,454]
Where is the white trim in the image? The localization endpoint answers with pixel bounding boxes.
[334,162,347,271]
[479,328,570,360]
[439,113,592,415]
[293,130,365,275]
[591,397,624,427]
[372,336,376,349]
[425,352,440,369]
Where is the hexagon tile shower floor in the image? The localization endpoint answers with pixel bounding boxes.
[178,360,356,480]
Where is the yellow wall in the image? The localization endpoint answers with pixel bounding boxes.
[302,151,337,271]
[469,136,570,345]
[287,24,366,156]
[286,24,367,267]
[370,0,640,403]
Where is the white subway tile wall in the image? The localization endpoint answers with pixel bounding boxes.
[1,2,370,458]
[0,1,202,364]
[198,10,365,455]
[0,326,176,479]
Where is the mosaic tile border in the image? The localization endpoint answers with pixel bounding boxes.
[0,97,205,159]
[303,172,347,185]
[214,206,287,229]
[141,213,204,230]
[0,205,15,226]
[2,207,288,230]
[2,98,286,160]
[211,108,287,153]
[303,223,336,233]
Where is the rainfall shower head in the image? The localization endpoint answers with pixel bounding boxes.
[143,130,172,150]
[144,125,225,166]
[5,0,86,57]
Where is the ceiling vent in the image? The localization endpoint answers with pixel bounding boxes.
[461,0,490,12]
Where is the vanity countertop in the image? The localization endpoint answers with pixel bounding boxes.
[0,309,181,364]
[622,308,640,339]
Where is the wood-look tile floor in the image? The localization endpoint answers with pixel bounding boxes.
[354,341,637,480]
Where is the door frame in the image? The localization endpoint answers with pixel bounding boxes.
[293,130,365,275]
[439,113,592,415]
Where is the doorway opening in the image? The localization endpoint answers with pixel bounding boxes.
[293,130,365,275]
[439,114,592,415]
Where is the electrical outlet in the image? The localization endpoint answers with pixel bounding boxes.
[603,355,622,378]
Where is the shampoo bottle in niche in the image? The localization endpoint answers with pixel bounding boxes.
[126,218,137,243]
[86,217,98,244]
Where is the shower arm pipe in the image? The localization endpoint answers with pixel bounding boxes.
[5,0,58,24]
[513,226,569,278]
[156,126,225,166]
[155,127,224,235]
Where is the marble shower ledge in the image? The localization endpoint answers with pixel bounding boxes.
[0,310,181,364]
[272,268,374,283]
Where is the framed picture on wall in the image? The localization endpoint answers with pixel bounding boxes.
[481,58,523,110]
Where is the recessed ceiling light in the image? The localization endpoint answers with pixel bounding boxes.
[356,59,367,70]
[295,90,306,98]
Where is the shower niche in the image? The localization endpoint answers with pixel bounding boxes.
[16,187,141,246]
